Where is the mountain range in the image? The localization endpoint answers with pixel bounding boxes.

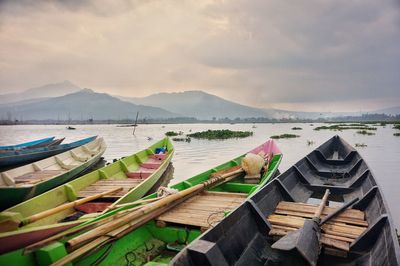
[0,81,398,121]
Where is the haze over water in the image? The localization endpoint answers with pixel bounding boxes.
[0,123,399,227]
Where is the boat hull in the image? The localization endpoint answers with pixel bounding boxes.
[172,136,400,266]
[0,137,55,150]
[0,137,173,255]
[0,136,96,168]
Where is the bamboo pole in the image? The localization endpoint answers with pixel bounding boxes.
[105,196,161,211]
[20,187,123,226]
[24,196,156,255]
[67,169,243,247]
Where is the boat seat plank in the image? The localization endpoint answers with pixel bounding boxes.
[14,170,64,185]
[276,201,365,221]
[157,191,247,229]
[268,200,368,255]
[77,179,140,198]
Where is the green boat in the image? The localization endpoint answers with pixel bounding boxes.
[0,137,174,255]
[0,139,282,265]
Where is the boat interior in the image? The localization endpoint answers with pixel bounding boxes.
[68,144,283,266]
[173,136,400,266]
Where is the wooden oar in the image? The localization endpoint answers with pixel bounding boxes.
[50,168,244,266]
[271,189,330,266]
[0,187,123,232]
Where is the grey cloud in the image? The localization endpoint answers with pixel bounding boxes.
[0,0,399,111]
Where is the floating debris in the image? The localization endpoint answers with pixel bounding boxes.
[291,127,302,130]
[356,130,375,136]
[172,137,191,142]
[394,133,400,137]
[307,140,315,146]
[355,143,367,147]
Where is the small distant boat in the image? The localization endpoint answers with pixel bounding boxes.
[173,136,400,266]
[0,137,106,210]
[0,137,173,254]
[0,137,55,151]
[0,136,97,168]
[66,126,76,130]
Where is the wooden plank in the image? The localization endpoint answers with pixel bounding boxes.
[184,197,245,205]
[274,209,368,227]
[269,229,349,251]
[270,225,354,243]
[155,191,244,229]
[267,215,364,239]
[277,201,364,220]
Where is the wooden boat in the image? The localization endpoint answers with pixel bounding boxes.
[0,137,174,255]
[8,139,283,265]
[0,136,96,168]
[0,137,55,151]
[0,138,65,154]
[0,137,106,210]
[173,135,400,266]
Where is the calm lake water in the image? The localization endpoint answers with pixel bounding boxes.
[1,123,399,227]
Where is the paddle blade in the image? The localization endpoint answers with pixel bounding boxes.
[271,219,321,266]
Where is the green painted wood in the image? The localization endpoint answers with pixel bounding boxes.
[0,137,174,257]
[0,139,281,266]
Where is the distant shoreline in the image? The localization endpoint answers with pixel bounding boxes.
[0,119,399,126]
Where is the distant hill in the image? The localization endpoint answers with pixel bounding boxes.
[0,89,179,120]
[373,106,400,115]
[0,80,81,104]
[121,90,268,119]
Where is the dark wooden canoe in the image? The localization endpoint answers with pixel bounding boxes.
[173,135,400,266]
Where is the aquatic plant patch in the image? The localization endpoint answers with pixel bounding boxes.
[187,130,253,140]
[270,134,300,139]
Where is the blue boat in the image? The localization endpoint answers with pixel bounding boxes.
[0,137,55,151]
[0,136,97,168]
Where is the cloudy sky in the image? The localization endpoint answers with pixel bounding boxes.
[0,0,399,112]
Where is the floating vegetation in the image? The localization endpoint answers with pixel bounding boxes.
[187,129,253,140]
[394,133,400,137]
[172,137,191,142]
[307,140,315,146]
[292,127,303,130]
[314,124,377,131]
[270,134,300,139]
[393,124,400,130]
[355,143,367,147]
[165,131,179,136]
[357,130,375,136]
